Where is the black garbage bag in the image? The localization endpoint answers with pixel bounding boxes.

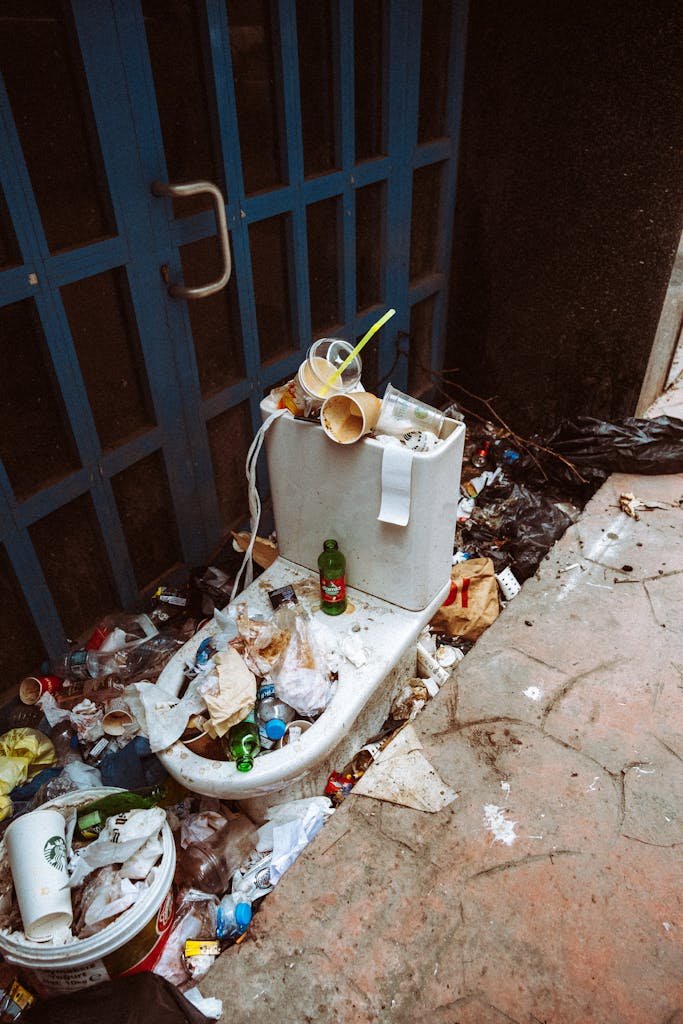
[520,415,683,488]
[462,479,573,581]
[24,972,211,1024]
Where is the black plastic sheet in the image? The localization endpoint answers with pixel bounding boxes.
[521,415,683,488]
[24,973,210,1024]
[461,479,573,581]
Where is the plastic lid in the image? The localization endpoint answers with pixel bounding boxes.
[308,338,362,389]
[235,902,252,931]
[265,718,287,741]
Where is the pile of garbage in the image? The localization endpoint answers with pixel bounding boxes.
[3,393,683,1022]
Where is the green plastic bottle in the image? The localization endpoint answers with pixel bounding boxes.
[318,539,347,615]
[227,711,261,772]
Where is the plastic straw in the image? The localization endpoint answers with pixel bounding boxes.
[320,307,396,395]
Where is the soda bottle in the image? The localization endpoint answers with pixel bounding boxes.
[318,539,347,615]
[256,682,295,744]
[226,711,260,771]
[470,438,491,469]
[214,892,252,940]
[174,814,258,894]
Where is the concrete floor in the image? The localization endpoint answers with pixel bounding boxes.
[203,382,683,1024]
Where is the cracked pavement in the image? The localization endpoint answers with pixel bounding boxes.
[203,383,683,1023]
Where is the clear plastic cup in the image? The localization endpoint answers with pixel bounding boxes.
[375,383,445,438]
[293,339,363,415]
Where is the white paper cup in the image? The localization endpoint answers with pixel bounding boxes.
[276,720,312,749]
[5,808,73,941]
[102,698,135,736]
[321,392,381,444]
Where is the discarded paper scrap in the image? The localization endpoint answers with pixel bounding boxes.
[352,724,458,813]
[202,647,256,736]
[619,492,672,520]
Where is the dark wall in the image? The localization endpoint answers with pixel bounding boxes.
[447,0,683,435]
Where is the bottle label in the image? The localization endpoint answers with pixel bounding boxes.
[320,575,346,603]
[67,649,91,679]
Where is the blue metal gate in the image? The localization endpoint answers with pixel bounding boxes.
[0,0,467,682]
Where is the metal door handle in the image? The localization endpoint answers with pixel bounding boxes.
[151,180,232,299]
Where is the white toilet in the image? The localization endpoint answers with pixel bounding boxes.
[155,403,465,820]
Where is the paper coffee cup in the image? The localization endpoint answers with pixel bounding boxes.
[277,720,312,748]
[19,675,62,705]
[5,808,73,941]
[101,698,135,736]
[321,392,381,444]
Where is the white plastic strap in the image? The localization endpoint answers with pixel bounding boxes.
[377,445,413,526]
[230,408,287,602]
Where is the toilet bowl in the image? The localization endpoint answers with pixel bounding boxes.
[154,558,447,820]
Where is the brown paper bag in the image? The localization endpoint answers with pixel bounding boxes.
[430,557,500,641]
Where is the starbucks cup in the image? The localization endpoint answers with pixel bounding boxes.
[375,383,445,438]
[321,392,381,444]
[292,339,363,416]
[5,808,73,941]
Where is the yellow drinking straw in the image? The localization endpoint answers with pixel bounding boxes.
[320,307,397,396]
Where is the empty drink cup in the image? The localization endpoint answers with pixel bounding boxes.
[320,392,381,444]
[5,808,72,941]
[375,383,445,439]
[292,339,363,416]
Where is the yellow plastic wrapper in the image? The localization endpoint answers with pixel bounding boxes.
[0,728,57,798]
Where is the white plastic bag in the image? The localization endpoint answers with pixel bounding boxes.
[270,607,335,716]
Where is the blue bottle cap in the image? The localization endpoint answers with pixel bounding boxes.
[235,903,252,931]
[265,718,287,741]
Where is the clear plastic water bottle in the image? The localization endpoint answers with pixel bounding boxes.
[256,683,295,743]
[215,892,252,940]
[174,815,259,894]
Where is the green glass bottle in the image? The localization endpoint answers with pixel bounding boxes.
[75,778,189,839]
[227,711,261,772]
[318,539,347,615]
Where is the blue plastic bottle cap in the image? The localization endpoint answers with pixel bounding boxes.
[265,718,287,741]
[235,903,252,931]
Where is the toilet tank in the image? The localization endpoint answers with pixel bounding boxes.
[260,398,465,611]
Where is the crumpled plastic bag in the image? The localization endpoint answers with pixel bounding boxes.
[0,729,56,819]
[234,603,290,676]
[20,972,212,1024]
[461,478,573,581]
[180,810,229,850]
[267,802,329,884]
[78,866,151,935]
[256,796,333,853]
[521,414,683,488]
[270,606,335,717]
[430,558,500,641]
[153,890,218,990]
[69,806,166,887]
[198,647,256,737]
[125,680,207,754]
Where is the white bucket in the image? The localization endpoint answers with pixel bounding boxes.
[0,788,176,998]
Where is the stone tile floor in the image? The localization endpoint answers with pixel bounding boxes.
[204,380,683,1024]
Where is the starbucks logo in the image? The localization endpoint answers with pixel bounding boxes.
[43,835,67,872]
